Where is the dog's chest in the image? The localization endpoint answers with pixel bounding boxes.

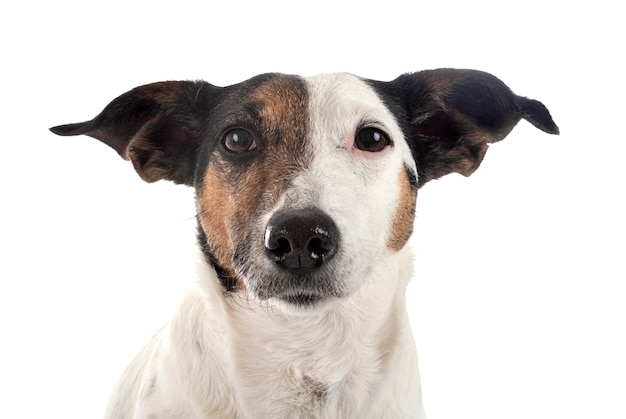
[230,309,388,417]
[240,361,334,416]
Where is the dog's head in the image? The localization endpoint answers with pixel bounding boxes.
[51,69,558,312]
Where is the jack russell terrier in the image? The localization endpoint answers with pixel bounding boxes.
[51,69,558,418]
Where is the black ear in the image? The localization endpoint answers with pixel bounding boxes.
[50,81,220,185]
[389,69,559,187]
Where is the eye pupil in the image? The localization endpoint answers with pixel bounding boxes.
[223,128,256,152]
[355,128,390,152]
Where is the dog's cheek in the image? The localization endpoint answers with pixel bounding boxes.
[199,153,308,287]
[197,166,237,273]
[386,167,417,251]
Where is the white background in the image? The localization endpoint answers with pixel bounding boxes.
[1,1,624,418]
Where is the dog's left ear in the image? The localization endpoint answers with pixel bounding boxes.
[50,81,219,185]
[385,69,559,187]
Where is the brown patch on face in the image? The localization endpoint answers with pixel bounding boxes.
[196,75,310,289]
[250,81,295,121]
[197,165,241,285]
[387,167,417,251]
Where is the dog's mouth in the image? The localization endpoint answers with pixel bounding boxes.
[247,272,342,310]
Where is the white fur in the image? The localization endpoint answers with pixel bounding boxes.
[104,74,424,418]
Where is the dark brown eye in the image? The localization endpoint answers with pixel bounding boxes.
[354,128,390,152]
[223,128,257,152]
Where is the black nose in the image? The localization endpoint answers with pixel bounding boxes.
[264,208,339,272]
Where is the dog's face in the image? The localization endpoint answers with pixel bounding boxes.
[51,69,558,312]
[194,73,418,310]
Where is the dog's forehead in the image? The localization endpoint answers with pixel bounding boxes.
[237,72,394,129]
[243,73,308,119]
[304,72,387,113]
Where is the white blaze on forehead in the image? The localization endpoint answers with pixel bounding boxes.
[304,73,414,166]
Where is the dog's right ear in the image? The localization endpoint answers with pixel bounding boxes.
[50,81,220,186]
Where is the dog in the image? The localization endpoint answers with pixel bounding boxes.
[51,69,558,418]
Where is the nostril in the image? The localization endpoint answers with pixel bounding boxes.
[307,237,322,256]
[276,237,292,255]
[264,228,293,261]
[307,236,332,259]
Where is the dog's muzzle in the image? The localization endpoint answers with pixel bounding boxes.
[264,208,339,273]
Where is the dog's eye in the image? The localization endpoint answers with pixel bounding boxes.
[354,128,390,152]
[223,128,257,152]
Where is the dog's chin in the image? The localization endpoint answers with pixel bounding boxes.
[274,289,325,305]
[267,291,338,316]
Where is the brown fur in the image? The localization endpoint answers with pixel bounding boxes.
[197,165,241,285]
[386,168,417,251]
